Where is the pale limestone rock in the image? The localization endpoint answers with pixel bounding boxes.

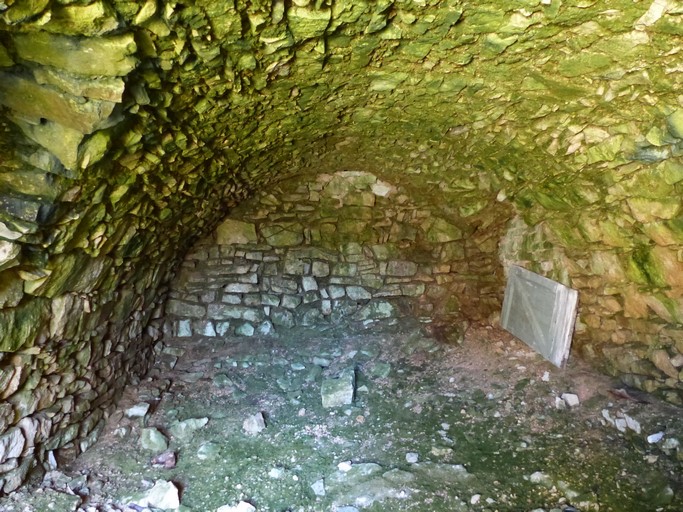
[133,480,180,510]
[243,412,266,435]
[321,368,355,408]
[0,240,20,271]
[140,428,168,452]
[215,219,257,245]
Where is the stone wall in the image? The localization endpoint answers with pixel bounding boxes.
[167,171,509,339]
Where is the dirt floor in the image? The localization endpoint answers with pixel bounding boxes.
[1,318,681,512]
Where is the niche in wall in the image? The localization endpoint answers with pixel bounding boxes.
[165,171,504,338]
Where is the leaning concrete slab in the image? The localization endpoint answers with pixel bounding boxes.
[501,265,578,368]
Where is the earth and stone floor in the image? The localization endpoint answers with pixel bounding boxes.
[1,319,681,512]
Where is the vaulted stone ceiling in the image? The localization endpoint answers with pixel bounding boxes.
[0,0,682,493]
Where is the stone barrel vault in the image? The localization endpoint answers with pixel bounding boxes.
[0,0,682,494]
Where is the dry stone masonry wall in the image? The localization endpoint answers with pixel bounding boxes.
[0,0,682,494]
[167,171,507,338]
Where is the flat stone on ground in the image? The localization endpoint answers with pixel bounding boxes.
[321,368,356,408]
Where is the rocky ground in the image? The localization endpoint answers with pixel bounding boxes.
[0,319,681,512]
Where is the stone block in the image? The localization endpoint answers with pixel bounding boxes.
[330,299,359,322]
[328,286,346,299]
[321,368,355,408]
[256,321,275,336]
[194,320,216,337]
[0,428,25,464]
[222,294,242,305]
[0,241,20,272]
[312,261,330,277]
[243,294,261,306]
[333,263,358,277]
[301,307,325,326]
[357,300,397,320]
[287,6,332,42]
[200,291,216,303]
[268,276,298,294]
[347,286,371,300]
[207,304,263,322]
[12,117,83,170]
[271,308,295,328]
[236,272,259,284]
[140,427,168,452]
[41,1,119,36]
[0,74,116,134]
[386,260,418,277]
[216,219,258,245]
[373,285,403,297]
[303,291,319,303]
[627,197,680,223]
[401,283,426,297]
[283,256,306,275]
[235,323,255,336]
[650,349,679,379]
[165,299,206,319]
[224,283,259,293]
[667,109,683,139]
[302,276,318,291]
[12,32,137,77]
[261,294,281,306]
[216,322,231,336]
[281,295,303,309]
[176,320,192,337]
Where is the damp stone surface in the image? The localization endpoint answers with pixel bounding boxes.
[0,0,683,495]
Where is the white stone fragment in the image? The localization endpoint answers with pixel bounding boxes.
[268,467,285,479]
[529,471,551,485]
[561,393,580,408]
[470,494,481,505]
[311,479,326,496]
[541,371,550,382]
[635,0,670,29]
[176,319,192,337]
[647,431,665,444]
[243,412,266,435]
[0,428,25,463]
[0,222,22,240]
[125,402,150,418]
[624,414,641,434]
[371,180,394,197]
[405,452,419,463]
[0,240,20,268]
[302,276,318,291]
[337,461,352,472]
[133,480,180,510]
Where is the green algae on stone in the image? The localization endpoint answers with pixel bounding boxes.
[11,32,137,77]
[0,74,117,134]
